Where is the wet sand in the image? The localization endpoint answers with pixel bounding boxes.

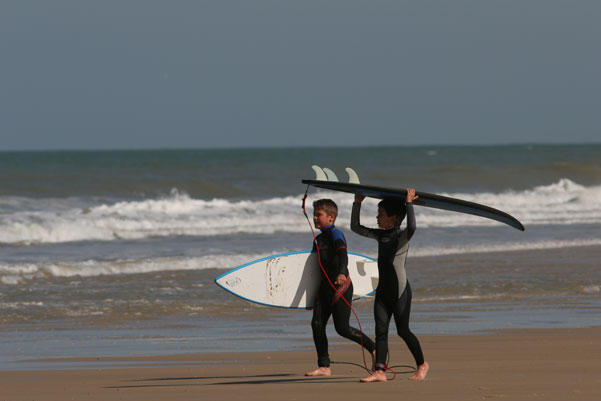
[1,328,600,401]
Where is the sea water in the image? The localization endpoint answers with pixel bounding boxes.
[1,145,600,369]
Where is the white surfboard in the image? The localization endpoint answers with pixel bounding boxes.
[214,251,378,309]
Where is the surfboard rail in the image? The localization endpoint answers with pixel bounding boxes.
[302,166,525,231]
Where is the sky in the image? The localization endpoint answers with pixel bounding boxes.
[1,1,600,151]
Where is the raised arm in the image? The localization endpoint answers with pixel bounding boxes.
[350,195,377,240]
[405,188,418,240]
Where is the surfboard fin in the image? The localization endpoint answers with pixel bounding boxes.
[311,166,359,184]
[311,165,327,181]
[322,168,339,182]
[345,167,360,184]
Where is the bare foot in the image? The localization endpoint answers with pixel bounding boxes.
[360,370,387,383]
[409,361,429,380]
[305,367,331,377]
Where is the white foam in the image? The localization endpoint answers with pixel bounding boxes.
[582,285,601,294]
[0,252,278,284]
[411,238,601,258]
[0,191,309,245]
[1,179,600,245]
[0,301,45,308]
[2,234,601,285]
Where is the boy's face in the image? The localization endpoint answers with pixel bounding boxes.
[377,207,397,229]
[313,209,335,230]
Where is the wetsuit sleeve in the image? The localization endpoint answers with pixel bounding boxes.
[351,202,378,240]
[405,203,416,240]
[331,228,349,276]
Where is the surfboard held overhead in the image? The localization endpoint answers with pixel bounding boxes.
[303,167,525,231]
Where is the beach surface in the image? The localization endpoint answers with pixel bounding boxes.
[2,328,600,401]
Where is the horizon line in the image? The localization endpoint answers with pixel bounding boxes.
[2,141,601,153]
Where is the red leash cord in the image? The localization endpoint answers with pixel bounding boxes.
[302,187,397,380]
[301,187,371,374]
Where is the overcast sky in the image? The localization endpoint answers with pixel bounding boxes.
[1,1,600,151]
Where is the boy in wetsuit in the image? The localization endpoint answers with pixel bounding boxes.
[305,199,376,377]
[351,190,429,382]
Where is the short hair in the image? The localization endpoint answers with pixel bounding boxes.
[313,199,338,218]
[378,198,406,222]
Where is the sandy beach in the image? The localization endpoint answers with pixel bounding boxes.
[2,327,600,401]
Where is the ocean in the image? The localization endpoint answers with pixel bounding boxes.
[1,145,600,370]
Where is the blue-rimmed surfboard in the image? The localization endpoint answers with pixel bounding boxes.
[214,251,377,309]
[303,166,525,231]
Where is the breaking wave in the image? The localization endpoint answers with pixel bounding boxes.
[1,179,600,245]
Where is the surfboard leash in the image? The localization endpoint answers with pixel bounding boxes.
[301,185,371,375]
[302,186,399,380]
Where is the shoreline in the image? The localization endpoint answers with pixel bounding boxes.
[2,243,600,373]
[2,327,600,401]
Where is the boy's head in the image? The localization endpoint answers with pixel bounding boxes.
[312,199,338,230]
[377,198,406,228]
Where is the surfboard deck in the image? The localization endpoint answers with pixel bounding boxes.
[302,167,525,231]
[214,251,378,309]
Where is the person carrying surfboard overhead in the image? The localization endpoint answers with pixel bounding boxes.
[305,199,376,377]
[351,190,429,382]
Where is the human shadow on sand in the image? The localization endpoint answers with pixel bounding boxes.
[105,373,357,389]
[103,360,417,389]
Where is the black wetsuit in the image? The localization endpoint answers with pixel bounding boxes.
[351,202,425,371]
[311,224,376,367]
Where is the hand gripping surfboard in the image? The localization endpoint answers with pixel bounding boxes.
[302,166,525,231]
